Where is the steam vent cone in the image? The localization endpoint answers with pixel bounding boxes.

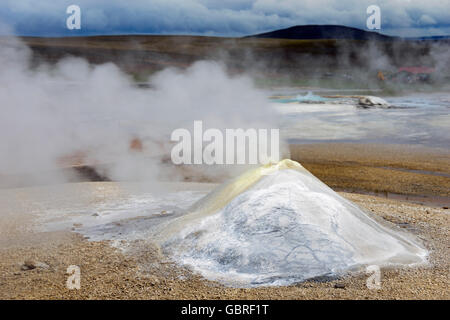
[159,159,428,287]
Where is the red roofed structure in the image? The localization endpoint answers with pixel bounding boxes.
[398,67,435,74]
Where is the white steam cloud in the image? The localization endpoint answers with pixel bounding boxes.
[0,33,281,186]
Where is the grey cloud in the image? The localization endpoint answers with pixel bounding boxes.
[0,0,449,36]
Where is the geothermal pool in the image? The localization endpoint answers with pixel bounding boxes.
[273,92,450,148]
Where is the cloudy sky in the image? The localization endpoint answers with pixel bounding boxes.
[0,0,449,37]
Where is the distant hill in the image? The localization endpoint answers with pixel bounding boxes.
[248,25,395,41]
[248,25,450,42]
[9,30,448,79]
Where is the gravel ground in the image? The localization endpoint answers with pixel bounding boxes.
[291,143,450,201]
[0,192,448,300]
[1,143,448,299]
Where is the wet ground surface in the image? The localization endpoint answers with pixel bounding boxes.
[273,92,450,149]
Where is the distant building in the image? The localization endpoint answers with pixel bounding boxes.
[393,66,435,83]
